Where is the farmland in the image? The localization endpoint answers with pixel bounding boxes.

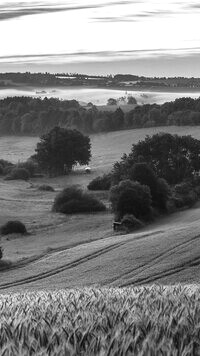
[3,125,200,165]
[1,122,200,354]
[1,285,200,355]
[1,125,200,355]
[1,126,200,292]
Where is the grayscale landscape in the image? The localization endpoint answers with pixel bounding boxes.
[1,1,200,355]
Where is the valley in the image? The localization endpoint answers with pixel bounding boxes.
[1,127,200,292]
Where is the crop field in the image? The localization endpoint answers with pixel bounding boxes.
[2,126,200,291]
[1,126,200,355]
[1,285,200,355]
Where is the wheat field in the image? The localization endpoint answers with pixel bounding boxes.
[0,285,200,355]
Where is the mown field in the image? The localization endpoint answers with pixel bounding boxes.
[1,285,200,355]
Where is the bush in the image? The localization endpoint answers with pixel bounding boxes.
[0,220,27,235]
[155,178,171,210]
[174,182,198,208]
[171,196,185,209]
[6,167,30,181]
[53,186,106,214]
[0,164,3,175]
[3,165,14,176]
[17,160,38,177]
[87,174,112,191]
[172,190,198,209]
[0,246,3,259]
[0,159,14,176]
[174,182,191,195]
[38,184,55,192]
[181,192,198,207]
[0,159,13,168]
[121,214,143,231]
[110,180,152,220]
[191,175,200,187]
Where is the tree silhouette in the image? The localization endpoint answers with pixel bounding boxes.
[33,127,91,176]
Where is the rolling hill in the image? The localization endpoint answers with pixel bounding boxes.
[1,127,200,292]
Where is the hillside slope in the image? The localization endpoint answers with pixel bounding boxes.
[1,202,200,292]
[1,128,200,292]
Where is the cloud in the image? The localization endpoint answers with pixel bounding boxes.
[0,7,67,21]
[2,47,200,65]
[179,2,200,11]
[0,3,97,21]
[186,2,200,8]
[0,0,135,21]
[92,9,174,22]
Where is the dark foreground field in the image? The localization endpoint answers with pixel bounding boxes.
[1,285,200,355]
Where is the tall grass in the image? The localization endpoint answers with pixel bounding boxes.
[0,285,199,355]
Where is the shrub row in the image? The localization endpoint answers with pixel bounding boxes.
[53,186,106,214]
[0,159,38,180]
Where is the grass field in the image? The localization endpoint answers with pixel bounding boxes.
[1,126,200,292]
[1,285,200,355]
[3,125,200,165]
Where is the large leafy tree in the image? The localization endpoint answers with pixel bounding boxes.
[33,126,91,176]
[112,133,200,185]
[130,163,170,210]
[110,180,152,220]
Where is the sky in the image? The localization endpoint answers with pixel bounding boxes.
[1,0,200,76]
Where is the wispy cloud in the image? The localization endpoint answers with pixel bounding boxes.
[1,47,200,65]
[93,9,173,23]
[0,0,134,21]
[186,3,200,9]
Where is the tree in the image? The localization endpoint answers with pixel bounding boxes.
[107,98,117,106]
[0,247,3,260]
[130,163,170,209]
[112,108,124,130]
[33,127,91,176]
[127,96,137,105]
[113,133,200,185]
[110,180,152,220]
[112,162,170,210]
[87,173,112,190]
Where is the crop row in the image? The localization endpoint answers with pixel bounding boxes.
[0,285,200,355]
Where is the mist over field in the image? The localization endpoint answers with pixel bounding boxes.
[1,86,200,105]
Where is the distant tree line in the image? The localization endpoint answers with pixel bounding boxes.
[2,72,200,89]
[0,72,109,87]
[2,96,200,135]
[0,72,60,85]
